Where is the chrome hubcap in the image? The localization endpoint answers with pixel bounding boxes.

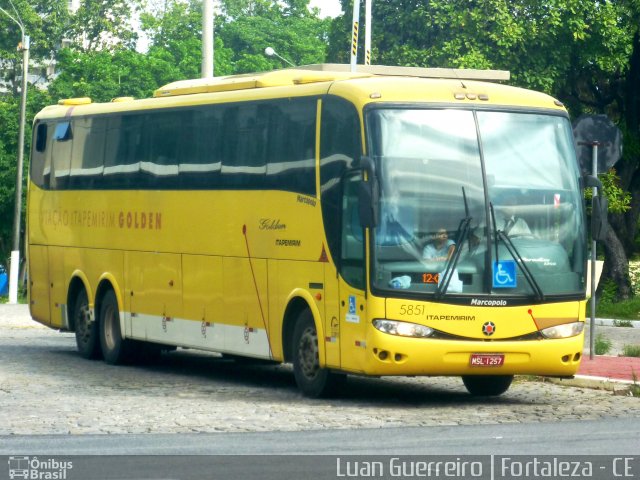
[298,326,319,379]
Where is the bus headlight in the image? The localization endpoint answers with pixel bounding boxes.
[540,321,584,339]
[373,319,434,338]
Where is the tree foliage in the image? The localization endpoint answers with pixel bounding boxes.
[65,0,141,52]
[218,0,329,73]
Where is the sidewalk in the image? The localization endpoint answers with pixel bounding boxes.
[560,322,640,391]
[554,355,640,393]
[577,355,640,382]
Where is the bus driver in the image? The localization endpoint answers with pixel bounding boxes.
[423,228,455,261]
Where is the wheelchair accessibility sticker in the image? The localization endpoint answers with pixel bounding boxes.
[493,260,517,288]
[346,295,360,323]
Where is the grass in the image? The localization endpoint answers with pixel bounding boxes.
[595,294,640,320]
[594,333,612,355]
[594,261,640,320]
[613,319,634,327]
[0,291,28,304]
[623,345,640,357]
[630,371,640,397]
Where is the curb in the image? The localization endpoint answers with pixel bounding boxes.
[547,375,636,392]
[593,318,640,328]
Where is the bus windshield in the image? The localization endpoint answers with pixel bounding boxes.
[367,108,585,298]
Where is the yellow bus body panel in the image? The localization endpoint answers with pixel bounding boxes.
[28,68,583,380]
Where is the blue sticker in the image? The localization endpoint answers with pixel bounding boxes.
[493,260,517,288]
[348,295,357,314]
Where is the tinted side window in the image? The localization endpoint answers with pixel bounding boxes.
[104,114,146,189]
[220,104,267,188]
[68,117,106,189]
[30,122,50,188]
[179,106,222,188]
[50,121,73,189]
[35,123,48,152]
[40,96,320,193]
[266,98,317,195]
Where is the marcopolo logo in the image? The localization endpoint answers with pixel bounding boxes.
[470,298,508,306]
[8,456,73,479]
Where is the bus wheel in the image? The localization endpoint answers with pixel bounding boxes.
[292,310,345,398]
[74,289,101,359]
[462,375,513,396]
[99,289,133,365]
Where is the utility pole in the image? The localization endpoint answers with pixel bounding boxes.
[364,0,372,65]
[350,0,360,72]
[0,5,29,304]
[202,0,214,78]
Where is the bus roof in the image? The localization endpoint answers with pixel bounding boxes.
[39,64,564,120]
[153,64,510,98]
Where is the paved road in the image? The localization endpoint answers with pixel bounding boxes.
[1,304,639,439]
[1,417,639,455]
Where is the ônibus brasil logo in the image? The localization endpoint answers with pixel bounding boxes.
[8,456,73,479]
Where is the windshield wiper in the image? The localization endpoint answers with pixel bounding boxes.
[489,202,544,301]
[436,188,471,298]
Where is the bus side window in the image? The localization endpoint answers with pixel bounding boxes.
[30,122,49,189]
[50,121,73,189]
[341,173,366,289]
[69,117,106,189]
[106,114,145,188]
[265,98,317,195]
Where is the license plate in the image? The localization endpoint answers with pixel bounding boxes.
[470,353,505,367]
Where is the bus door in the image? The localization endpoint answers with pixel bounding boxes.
[338,173,368,373]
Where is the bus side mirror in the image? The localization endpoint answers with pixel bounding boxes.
[591,195,608,242]
[358,156,379,228]
[583,175,602,190]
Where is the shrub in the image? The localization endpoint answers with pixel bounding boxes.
[623,345,640,357]
[595,333,612,355]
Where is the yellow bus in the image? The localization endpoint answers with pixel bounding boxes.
[28,65,595,397]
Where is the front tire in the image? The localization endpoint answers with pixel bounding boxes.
[292,310,345,398]
[462,375,513,396]
[74,289,101,359]
[99,289,134,365]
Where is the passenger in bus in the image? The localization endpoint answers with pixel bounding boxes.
[422,228,455,261]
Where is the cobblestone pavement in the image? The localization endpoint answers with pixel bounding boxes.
[1,304,638,436]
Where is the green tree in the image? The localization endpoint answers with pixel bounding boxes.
[218,0,329,73]
[141,0,233,80]
[65,0,142,52]
[0,89,51,264]
[1,0,71,94]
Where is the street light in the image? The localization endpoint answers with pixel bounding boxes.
[264,47,295,68]
[0,4,29,304]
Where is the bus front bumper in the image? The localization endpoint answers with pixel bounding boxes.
[362,328,584,377]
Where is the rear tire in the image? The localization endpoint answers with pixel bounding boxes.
[74,289,101,359]
[99,289,134,365]
[292,310,345,398]
[462,375,513,396]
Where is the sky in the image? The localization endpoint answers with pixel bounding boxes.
[308,0,343,18]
